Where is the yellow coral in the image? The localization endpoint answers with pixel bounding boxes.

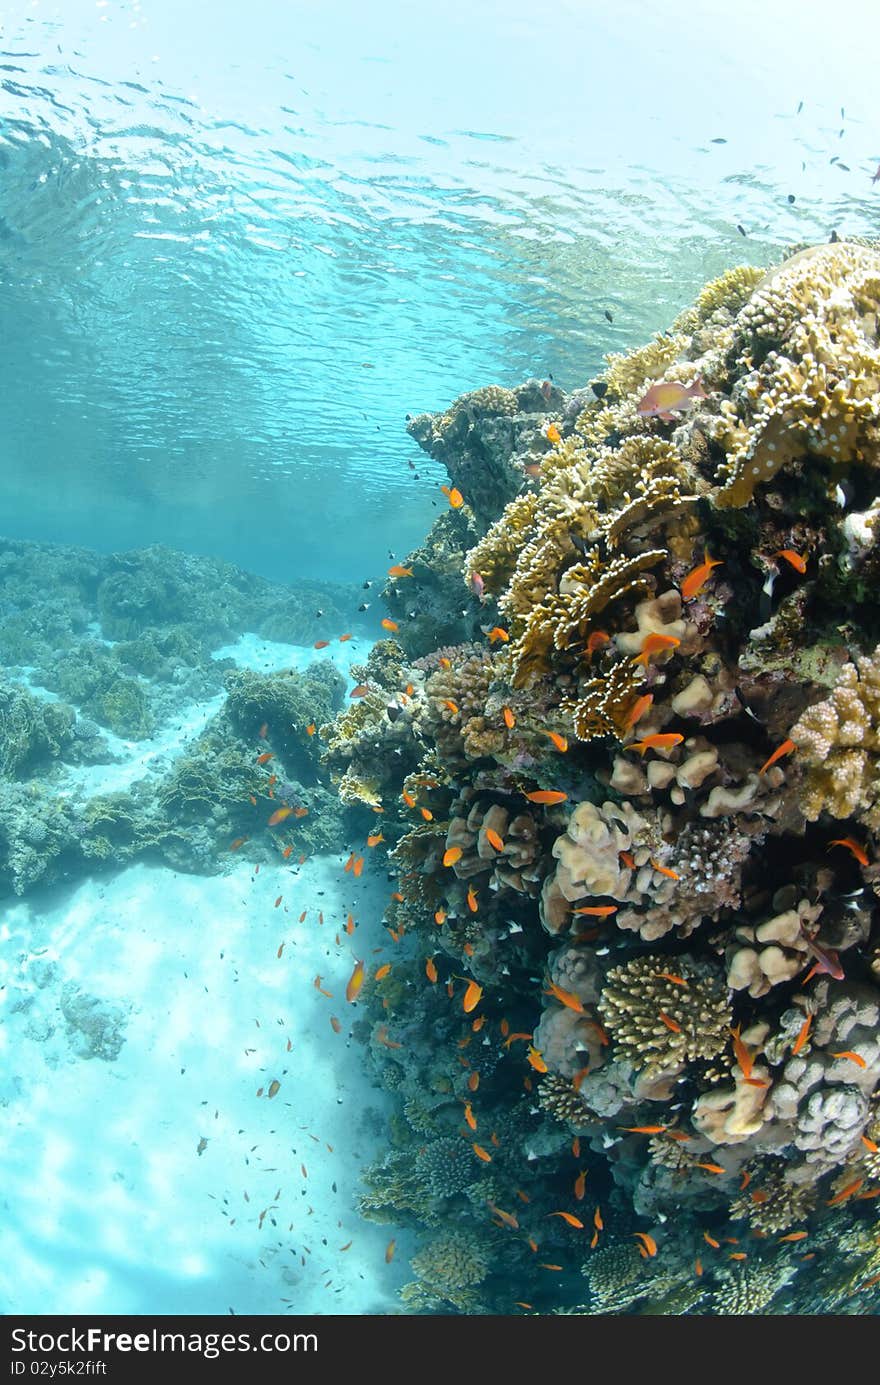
[789,645,880,827]
[602,332,688,402]
[673,263,765,334]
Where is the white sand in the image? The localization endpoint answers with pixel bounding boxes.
[0,631,412,1315]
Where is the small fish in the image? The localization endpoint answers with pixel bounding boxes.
[539,1263,564,1271]
[542,729,569,752]
[773,548,807,574]
[503,1032,534,1048]
[487,1201,519,1230]
[274,895,283,908]
[425,957,438,983]
[827,837,869,866]
[541,379,553,400]
[655,971,688,987]
[438,656,451,669]
[758,737,796,776]
[469,570,485,599]
[585,629,611,659]
[633,1232,658,1257]
[574,1170,587,1200]
[468,1071,480,1092]
[463,980,483,1012]
[800,932,844,983]
[472,1143,493,1162]
[339,632,353,642]
[350,684,370,698]
[544,980,585,1013]
[385,1239,396,1263]
[306,723,316,736]
[466,885,478,913]
[651,861,680,880]
[434,908,446,926]
[791,1013,813,1055]
[703,1232,721,1249]
[696,1162,727,1175]
[778,1231,808,1243]
[831,1050,867,1068]
[861,1134,879,1154]
[526,1045,548,1073]
[256,751,274,765]
[624,692,654,728]
[542,422,562,444]
[604,309,613,324]
[573,904,617,917]
[827,1178,863,1207]
[485,827,505,852]
[375,1025,402,1049]
[621,1125,668,1135]
[548,1211,584,1229]
[313,975,333,998]
[267,1080,281,1099]
[630,733,684,755]
[637,377,706,421]
[681,551,723,602]
[729,1252,748,1261]
[737,224,747,236]
[313,639,330,649]
[502,706,516,729]
[353,856,364,877]
[619,850,635,869]
[441,485,464,508]
[730,1025,754,1081]
[388,565,413,578]
[402,790,416,809]
[524,789,567,804]
[381,618,399,632]
[258,722,268,739]
[589,1232,599,1249]
[420,807,434,822]
[631,632,681,666]
[345,959,366,1003]
[593,1206,604,1231]
[463,1102,477,1132]
[229,837,249,851]
[374,964,391,981]
[486,626,509,644]
[300,910,308,922]
[695,1257,703,1277]
[517,1188,531,1204]
[441,699,460,715]
[330,1016,342,1034]
[268,807,294,826]
[367,832,384,847]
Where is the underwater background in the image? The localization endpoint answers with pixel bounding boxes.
[2,0,880,1316]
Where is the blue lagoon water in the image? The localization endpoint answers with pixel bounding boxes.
[1,0,879,1318]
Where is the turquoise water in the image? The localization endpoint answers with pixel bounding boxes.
[2,0,880,1318]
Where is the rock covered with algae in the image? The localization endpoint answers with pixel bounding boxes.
[340,240,880,1315]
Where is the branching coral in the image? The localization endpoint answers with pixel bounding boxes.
[599,956,731,1079]
[789,645,880,826]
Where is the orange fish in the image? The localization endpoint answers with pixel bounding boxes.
[466,885,478,913]
[463,1102,478,1132]
[487,1201,518,1230]
[381,618,399,632]
[542,730,569,752]
[274,895,283,908]
[658,1010,681,1033]
[589,1231,599,1250]
[620,1125,667,1135]
[827,837,870,866]
[313,639,330,649]
[503,1032,534,1049]
[350,684,370,698]
[730,1025,754,1081]
[388,565,413,578]
[402,790,416,809]
[696,1162,727,1175]
[778,1231,808,1243]
[831,1050,867,1068]
[630,733,684,755]
[619,850,635,869]
[249,795,257,805]
[503,706,516,729]
[434,909,447,926]
[703,1232,721,1249]
[268,807,294,826]
[313,975,333,998]
[543,422,562,444]
[420,807,434,822]
[791,1013,813,1055]
[306,723,316,736]
[375,1025,402,1050]
[438,657,451,669]
[524,789,568,805]
[758,737,796,775]
[544,981,585,1013]
[441,485,464,509]
[339,632,353,642]
[739,1170,751,1192]
[574,1170,587,1200]
[229,836,249,851]
[282,844,294,859]
[624,692,654,728]
[299,910,308,922]
[593,1206,604,1231]
[330,1016,342,1034]
[345,959,366,1003]
[472,1143,493,1163]
[468,1071,480,1092]
[655,971,688,986]
[650,859,680,880]
[695,1257,703,1277]
[442,699,459,714]
[462,980,483,1013]
[572,904,617,917]
[526,1045,548,1073]
[548,1211,584,1229]
[367,832,384,847]
[631,632,681,666]
[861,1134,879,1154]
[774,548,807,574]
[486,627,509,644]
[385,1239,396,1263]
[633,1232,658,1257]
[442,846,463,867]
[516,1189,531,1204]
[485,827,505,852]
[637,377,706,420]
[293,806,309,818]
[353,856,365,878]
[539,1264,564,1272]
[256,751,274,765]
[729,1252,748,1262]
[374,964,391,981]
[586,630,611,660]
[425,956,438,983]
[681,550,723,602]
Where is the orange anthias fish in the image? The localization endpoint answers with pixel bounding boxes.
[420,807,434,822]
[385,1239,396,1263]
[258,722,268,739]
[542,729,569,752]
[544,981,585,1014]
[758,737,796,775]
[466,885,479,913]
[633,1232,658,1258]
[487,1201,519,1230]
[831,1050,867,1068]
[388,565,413,578]
[352,856,365,878]
[425,957,438,983]
[773,548,807,574]
[681,550,723,602]
[350,684,370,698]
[637,377,706,421]
[827,1178,863,1207]
[631,632,681,666]
[472,1143,493,1163]
[827,837,870,867]
[624,692,654,728]
[620,1125,668,1135]
[485,827,505,852]
[374,964,391,981]
[486,626,509,644]
[314,639,330,649]
[526,1045,548,1073]
[791,1013,813,1055]
[229,836,249,851]
[629,732,684,755]
[367,832,384,847]
[574,1170,587,1200]
[381,618,399,632]
[256,751,274,764]
[651,861,680,880]
[542,422,562,444]
[778,1231,809,1243]
[524,789,568,805]
[695,1162,727,1175]
[730,1025,754,1081]
[593,1206,604,1232]
[573,904,618,917]
[306,723,316,736]
[462,980,483,1013]
[268,807,294,826]
[441,485,464,508]
[502,706,516,729]
[402,790,416,809]
[345,959,366,1003]
[339,632,353,641]
[443,845,463,867]
[861,1134,880,1154]
[548,1211,584,1229]
[655,971,688,986]
[442,699,460,715]
[586,630,611,660]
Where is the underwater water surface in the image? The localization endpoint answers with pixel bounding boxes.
[2,0,880,1318]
